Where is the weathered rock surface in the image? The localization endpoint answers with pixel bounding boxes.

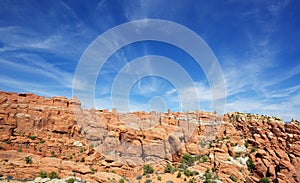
[0,91,299,183]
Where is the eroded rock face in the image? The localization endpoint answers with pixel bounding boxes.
[0,91,299,183]
[226,112,300,183]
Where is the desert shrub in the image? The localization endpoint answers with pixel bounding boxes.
[28,135,36,140]
[39,171,47,178]
[67,178,74,183]
[80,157,85,162]
[157,176,162,181]
[48,171,58,179]
[211,167,216,172]
[176,172,181,178]
[259,177,271,183]
[188,179,195,183]
[181,153,195,167]
[91,167,96,174]
[39,139,45,144]
[143,164,154,175]
[166,181,174,183]
[164,164,176,174]
[199,155,208,163]
[247,158,255,171]
[251,146,258,153]
[144,179,151,183]
[244,140,249,148]
[51,151,57,157]
[24,156,32,164]
[119,178,125,183]
[229,174,237,182]
[184,169,191,177]
[191,171,199,176]
[204,169,213,183]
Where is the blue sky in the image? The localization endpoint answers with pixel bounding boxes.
[0,0,300,121]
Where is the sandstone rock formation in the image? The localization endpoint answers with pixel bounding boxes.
[0,91,299,183]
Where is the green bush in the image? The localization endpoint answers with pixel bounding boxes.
[176,172,181,178]
[244,140,249,148]
[39,139,45,144]
[28,135,36,140]
[246,158,255,171]
[48,171,58,179]
[188,179,195,183]
[229,174,237,182]
[251,146,258,153]
[119,178,125,183]
[199,155,208,163]
[157,176,161,181]
[164,164,176,174]
[204,169,213,183]
[143,164,154,175]
[181,153,195,167]
[91,167,96,174]
[144,179,152,183]
[259,177,271,183]
[184,169,191,177]
[191,171,199,176]
[39,171,47,178]
[67,178,74,183]
[24,156,32,164]
[80,157,85,162]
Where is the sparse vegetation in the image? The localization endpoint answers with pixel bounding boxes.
[119,178,125,183]
[67,178,74,183]
[184,169,191,177]
[188,179,195,183]
[259,177,271,183]
[51,151,57,157]
[176,172,181,178]
[244,140,249,148]
[28,135,36,140]
[229,174,237,182]
[24,156,32,164]
[181,153,195,167]
[144,179,152,183]
[203,169,213,183]
[80,147,87,153]
[48,171,58,179]
[164,164,176,174]
[247,158,255,171]
[39,139,45,144]
[143,164,154,175]
[80,157,85,162]
[39,171,47,178]
[199,155,208,163]
[166,181,174,183]
[251,146,258,153]
[157,176,161,181]
[91,167,96,174]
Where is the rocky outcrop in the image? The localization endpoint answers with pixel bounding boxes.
[0,91,299,183]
